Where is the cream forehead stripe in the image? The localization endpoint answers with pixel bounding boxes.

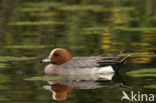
[49,48,62,57]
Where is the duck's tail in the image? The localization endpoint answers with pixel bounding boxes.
[112,54,131,72]
[117,54,132,64]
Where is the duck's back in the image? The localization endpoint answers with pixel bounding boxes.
[59,56,116,68]
[57,53,131,74]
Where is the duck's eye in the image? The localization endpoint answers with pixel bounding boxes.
[54,53,60,57]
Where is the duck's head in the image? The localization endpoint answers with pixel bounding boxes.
[41,48,72,65]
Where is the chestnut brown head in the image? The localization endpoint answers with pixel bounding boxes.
[41,48,72,65]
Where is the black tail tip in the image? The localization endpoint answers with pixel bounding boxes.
[113,54,131,72]
[119,54,132,64]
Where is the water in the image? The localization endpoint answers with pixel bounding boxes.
[0,0,156,103]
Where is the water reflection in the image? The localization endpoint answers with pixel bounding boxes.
[43,73,125,101]
[43,84,73,101]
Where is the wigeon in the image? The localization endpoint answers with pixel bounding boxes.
[41,48,131,75]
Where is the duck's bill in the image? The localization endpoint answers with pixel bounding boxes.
[40,58,51,63]
[43,85,52,90]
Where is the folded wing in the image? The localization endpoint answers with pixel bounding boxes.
[59,52,130,69]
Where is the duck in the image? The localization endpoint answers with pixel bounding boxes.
[40,48,131,75]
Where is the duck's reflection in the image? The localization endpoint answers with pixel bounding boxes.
[43,72,126,101]
[43,84,73,101]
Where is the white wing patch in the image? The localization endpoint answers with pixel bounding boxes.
[96,66,114,74]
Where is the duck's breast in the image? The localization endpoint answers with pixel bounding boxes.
[44,64,63,75]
